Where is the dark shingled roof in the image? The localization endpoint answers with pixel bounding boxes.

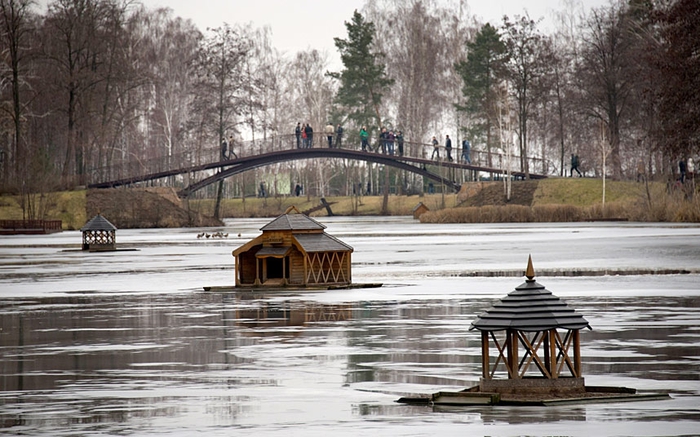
[293,233,353,253]
[81,214,117,232]
[261,213,325,232]
[470,278,591,332]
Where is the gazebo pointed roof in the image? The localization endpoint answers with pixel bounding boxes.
[81,214,117,232]
[470,256,591,332]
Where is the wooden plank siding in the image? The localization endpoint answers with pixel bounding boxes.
[232,212,354,288]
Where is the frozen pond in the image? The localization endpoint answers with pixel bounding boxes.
[1,217,700,436]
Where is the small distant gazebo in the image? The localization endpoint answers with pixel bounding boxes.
[81,214,117,251]
[412,202,429,219]
[470,256,591,397]
[232,207,353,287]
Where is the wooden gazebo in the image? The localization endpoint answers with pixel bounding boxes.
[232,207,353,287]
[470,256,591,396]
[80,214,117,251]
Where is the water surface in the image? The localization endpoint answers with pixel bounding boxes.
[1,218,699,436]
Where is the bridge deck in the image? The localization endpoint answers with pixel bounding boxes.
[87,146,547,196]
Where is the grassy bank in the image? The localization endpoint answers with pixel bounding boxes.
[421,178,700,223]
[187,192,459,218]
[0,190,86,230]
[2,178,698,227]
[533,178,643,206]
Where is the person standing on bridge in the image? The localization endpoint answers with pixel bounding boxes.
[295,123,302,149]
[445,135,453,162]
[396,131,404,156]
[305,123,313,148]
[360,126,370,151]
[431,136,440,160]
[228,136,237,159]
[325,122,335,148]
[220,137,228,161]
[387,130,395,155]
[461,139,471,164]
[336,124,344,148]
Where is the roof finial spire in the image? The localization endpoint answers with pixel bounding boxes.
[525,254,535,281]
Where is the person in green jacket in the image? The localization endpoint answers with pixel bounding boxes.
[360,126,370,151]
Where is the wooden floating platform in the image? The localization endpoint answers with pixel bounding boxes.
[61,248,139,253]
[397,386,670,407]
[203,282,383,292]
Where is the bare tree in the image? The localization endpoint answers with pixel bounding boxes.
[549,0,586,176]
[653,0,700,161]
[139,7,201,166]
[576,3,637,180]
[289,49,334,134]
[366,0,441,144]
[0,0,35,187]
[192,23,251,218]
[41,0,115,185]
[502,14,549,177]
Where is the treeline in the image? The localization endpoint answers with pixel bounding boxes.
[1,0,697,202]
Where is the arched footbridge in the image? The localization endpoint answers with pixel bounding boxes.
[88,147,547,197]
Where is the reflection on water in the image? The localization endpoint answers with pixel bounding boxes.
[2,291,699,435]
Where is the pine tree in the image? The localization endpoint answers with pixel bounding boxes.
[330,10,394,215]
[455,24,507,167]
[329,10,394,131]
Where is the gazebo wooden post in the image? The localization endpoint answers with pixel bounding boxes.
[511,330,519,379]
[543,331,551,375]
[573,329,582,377]
[481,331,490,379]
[506,330,518,379]
[549,329,558,378]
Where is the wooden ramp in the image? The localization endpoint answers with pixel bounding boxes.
[302,198,335,216]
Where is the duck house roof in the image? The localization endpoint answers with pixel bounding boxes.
[470,256,591,332]
[261,213,325,232]
[81,214,117,232]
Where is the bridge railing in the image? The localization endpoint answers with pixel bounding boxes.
[399,140,550,176]
[85,132,551,186]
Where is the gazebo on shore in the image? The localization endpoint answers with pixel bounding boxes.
[81,214,117,251]
[469,256,591,397]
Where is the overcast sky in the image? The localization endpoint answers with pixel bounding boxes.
[139,0,606,67]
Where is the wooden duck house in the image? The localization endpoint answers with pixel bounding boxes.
[397,256,669,406]
[469,256,591,397]
[81,214,117,251]
[232,207,353,287]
